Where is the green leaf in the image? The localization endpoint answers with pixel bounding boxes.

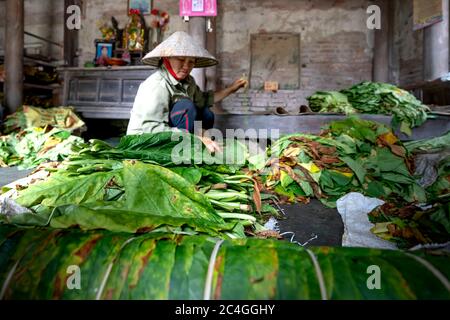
[280,170,293,188]
[15,170,121,208]
[122,161,225,225]
[170,167,202,185]
[340,156,367,184]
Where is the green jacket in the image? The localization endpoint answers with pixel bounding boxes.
[126,66,214,134]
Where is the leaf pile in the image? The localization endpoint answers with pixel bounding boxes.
[307,91,356,114]
[368,200,450,249]
[255,117,426,208]
[2,132,278,239]
[366,131,450,248]
[307,82,430,135]
[405,131,450,201]
[0,127,84,169]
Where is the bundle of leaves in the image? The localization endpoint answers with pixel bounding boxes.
[404,131,450,201]
[405,131,450,154]
[1,224,449,300]
[253,117,426,208]
[426,160,450,201]
[2,109,27,134]
[341,82,430,135]
[0,127,84,169]
[307,91,356,114]
[68,131,248,168]
[368,199,450,249]
[2,132,280,239]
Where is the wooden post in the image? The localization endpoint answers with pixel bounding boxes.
[373,0,389,83]
[64,0,80,67]
[189,17,206,90]
[423,0,449,81]
[387,0,399,84]
[205,17,223,113]
[205,17,217,92]
[4,0,24,115]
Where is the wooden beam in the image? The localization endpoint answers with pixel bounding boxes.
[423,0,449,81]
[64,0,80,67]
[189,17,207,90]
[4,0,24,115]
[206,17,217,91]
[373,0,389,83]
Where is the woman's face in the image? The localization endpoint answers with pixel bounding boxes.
[167,57,196,80]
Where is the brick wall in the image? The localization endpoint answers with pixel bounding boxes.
[216,0,375,113]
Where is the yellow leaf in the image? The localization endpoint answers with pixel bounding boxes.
[331,169,354,178]
[43,137,62,148]
[283,147,301,158]
[299,162,321,173]
[370,222,391,234]
[380,132,398,145]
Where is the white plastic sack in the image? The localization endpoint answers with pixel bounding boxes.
[336,192,396,250]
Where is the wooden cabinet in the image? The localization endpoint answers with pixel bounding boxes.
[58,66,155,119]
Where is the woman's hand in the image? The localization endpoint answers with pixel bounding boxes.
[200,135,222,154]
[229,78,248,94]
[214,77,249,103]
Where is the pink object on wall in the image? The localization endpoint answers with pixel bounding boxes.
[179,0,217,16]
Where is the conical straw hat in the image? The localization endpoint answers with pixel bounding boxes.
[142,31,218,68]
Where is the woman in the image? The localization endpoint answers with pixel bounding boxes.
[126,31,247,152]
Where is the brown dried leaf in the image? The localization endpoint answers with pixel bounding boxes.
[255,230,283,239]
[252,179,262,214]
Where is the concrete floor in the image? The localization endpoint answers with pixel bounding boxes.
[0,167,32,187]
[278,200,343,247]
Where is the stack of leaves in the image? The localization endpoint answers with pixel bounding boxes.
[4,160,237,237]
[2,132,280,239]
[1,110,27,134]
[2,106,85,135]
[307,91,356,114]
[66,131,247,168]
[368,200,450,249]
[253,117,426,208]
[65,132,277,221]
[307,82,430,135]
[341,82,430,135]
[405,131,450,154]
[404,131,450,201]
[0,224,448,300]
[367,131,450,248]
[0,127,84,169]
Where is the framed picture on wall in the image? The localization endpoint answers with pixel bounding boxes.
[128,0,152,15]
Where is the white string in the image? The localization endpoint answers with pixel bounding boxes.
[203,239,224,300]
[280,231,318,246]
[0,260,20,300]
[305,249,328,300]
[0,242,35,300]
[96,236,137,300]
[404,252,450,292]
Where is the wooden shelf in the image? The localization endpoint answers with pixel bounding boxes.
[23,82,60,90]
